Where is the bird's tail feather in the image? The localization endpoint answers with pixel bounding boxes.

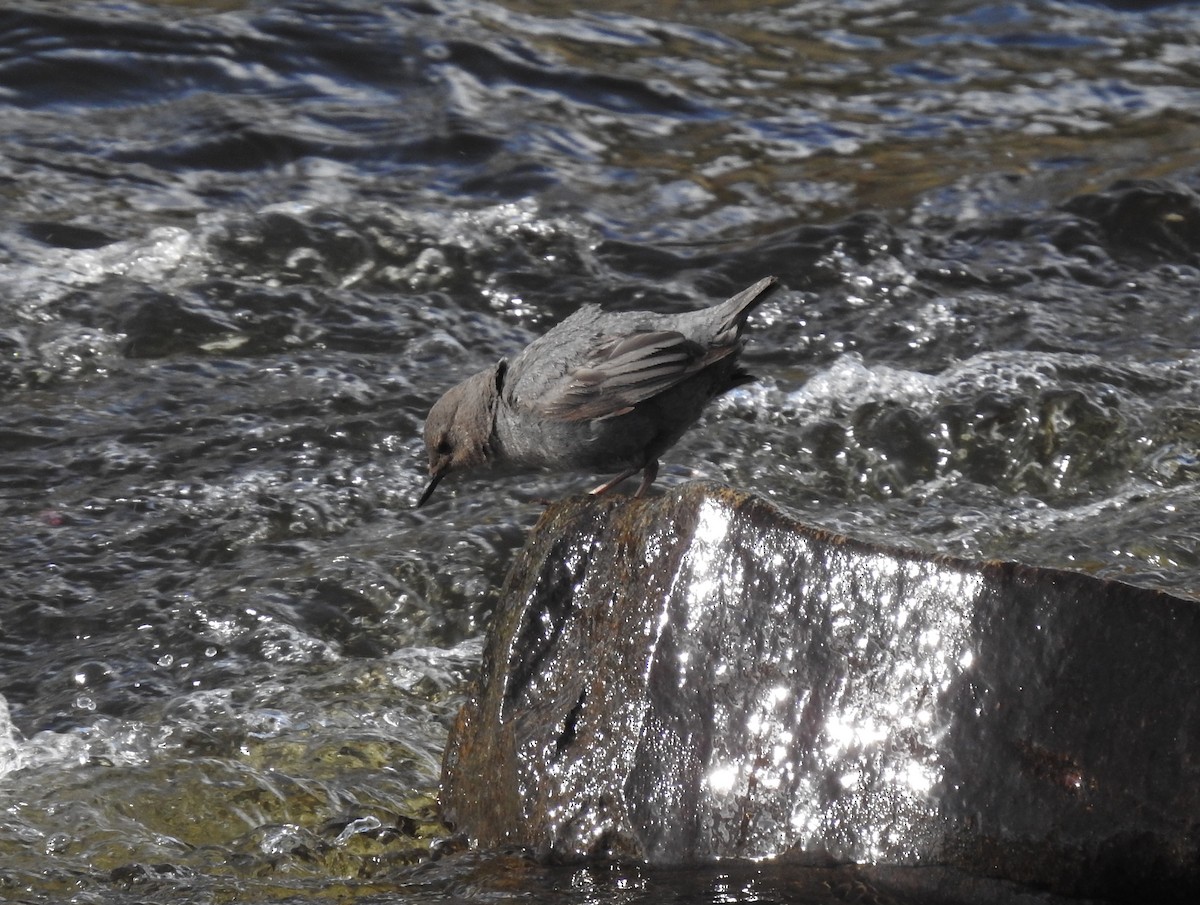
[715,275,779,335]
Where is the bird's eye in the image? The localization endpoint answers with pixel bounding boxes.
[436,437,453,455]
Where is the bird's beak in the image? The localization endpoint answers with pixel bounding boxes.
[416,466,447,508]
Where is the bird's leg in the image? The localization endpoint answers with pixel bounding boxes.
[633,459,659,498]
[587,466,640,496]
[587,460,659,498]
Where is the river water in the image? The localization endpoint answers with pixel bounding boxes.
[1,0,1198,902]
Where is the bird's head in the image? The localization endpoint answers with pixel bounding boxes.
[417,360,506,507]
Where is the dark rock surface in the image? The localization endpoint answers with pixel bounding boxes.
[441,482,1200,902]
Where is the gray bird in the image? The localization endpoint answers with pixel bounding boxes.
[417,276,778,507]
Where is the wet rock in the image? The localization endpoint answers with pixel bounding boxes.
[1059,179,1200,265]
[440,482,1200,902]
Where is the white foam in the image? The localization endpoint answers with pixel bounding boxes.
[791,353,941,417]
[0,694,87,780]
[0,694,180,782]
[2,226,205,315]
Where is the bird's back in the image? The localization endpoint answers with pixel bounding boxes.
[505,277,777,409]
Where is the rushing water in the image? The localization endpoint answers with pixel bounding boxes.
[1,0,1199,901]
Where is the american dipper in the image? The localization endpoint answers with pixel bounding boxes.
[417,275,779,506]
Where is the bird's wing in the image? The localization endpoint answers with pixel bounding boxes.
[536,329,734,422]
